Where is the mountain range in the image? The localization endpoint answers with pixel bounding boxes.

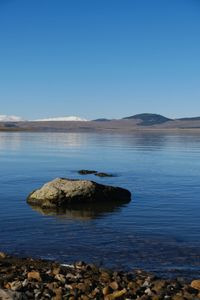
[1,113,200,132]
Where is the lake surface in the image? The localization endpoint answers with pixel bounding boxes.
[0,131,200,278]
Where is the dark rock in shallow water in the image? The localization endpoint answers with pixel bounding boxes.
[78,169,97,175]
[27,178,131,209]
[78,170,115,177]
[95,172,114,177]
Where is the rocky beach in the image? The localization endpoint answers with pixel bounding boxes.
[0,252,200,300]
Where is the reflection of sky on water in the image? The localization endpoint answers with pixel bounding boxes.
[0,132,88,151]
[0,132,22,151]
[0,131,200,278]
[1,131,200,153]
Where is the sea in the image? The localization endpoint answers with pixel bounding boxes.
[0,131,199,278]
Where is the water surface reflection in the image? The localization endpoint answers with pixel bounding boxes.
[29,200,130,221]
[0,131,200,277]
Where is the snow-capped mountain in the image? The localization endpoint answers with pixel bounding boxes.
[34,116,88,121]
[0,115,25,122]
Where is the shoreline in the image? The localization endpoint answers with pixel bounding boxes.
[1,120,200,134]
[1,127,200,135]
[0,252,199,299]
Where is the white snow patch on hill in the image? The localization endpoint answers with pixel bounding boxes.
[34,116,88,121]
[0,115,25,122]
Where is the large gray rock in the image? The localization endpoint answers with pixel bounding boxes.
[27,178,131,208]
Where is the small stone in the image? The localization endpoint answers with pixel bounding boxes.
[4,282,11,288]
[22,279,29,287]
[65,284,73,290]
[43,292,51,298]
[139,295,150,300]
[86,263,99,272]
[46,282,55,290]
[91,288,100,297]
[172,295,184,300]
[145,287,152,296]
[52,287,63,300]
[0,289,21,300]
[77,283,88,292]
[27,271,42,282]
[55,273,66,284]
[181,291,198,299]
[109,281,119,290]
[52,267,61,275]
[142,280,150,287]
[136,279,143,286]
[75,261,86,268]
[105,289,127,299]
[100,271,111,282]
[10,281,22,291]
[103,286,112,295]
[153,280,166,292]
[0,252,6,259]
[66,273,73,279]
[113,289,127,297]
[191,280,200,291]
[127,281,138,291]
[81,296,89,300]
[83,278,92,287]
[35,291,42,298]
[25,290,34,298]
[151,294,160,300]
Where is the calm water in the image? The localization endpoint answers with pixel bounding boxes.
[0,131,200,278]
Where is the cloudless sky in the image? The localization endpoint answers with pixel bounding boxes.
[0,0,200,119]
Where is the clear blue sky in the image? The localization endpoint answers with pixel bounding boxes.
[0,0,200,119]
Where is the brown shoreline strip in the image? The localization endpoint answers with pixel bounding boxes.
[0,252,200,299]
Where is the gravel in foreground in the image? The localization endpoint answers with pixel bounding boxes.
[0,252,200,300]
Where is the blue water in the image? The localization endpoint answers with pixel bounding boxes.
[0,131,199,278]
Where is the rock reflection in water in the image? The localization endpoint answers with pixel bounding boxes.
[29,200,130,221]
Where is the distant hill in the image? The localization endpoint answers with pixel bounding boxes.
[123,113,172,126]
[92,118,111,122]
[1,113,200,132]
[178,117,200,121]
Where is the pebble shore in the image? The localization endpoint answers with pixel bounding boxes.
[0,252,200,300]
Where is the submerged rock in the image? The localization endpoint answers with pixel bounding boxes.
[27,178,131,209]
[95,172,114,177]
[78,170,115,177]
[78,170,97,175]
